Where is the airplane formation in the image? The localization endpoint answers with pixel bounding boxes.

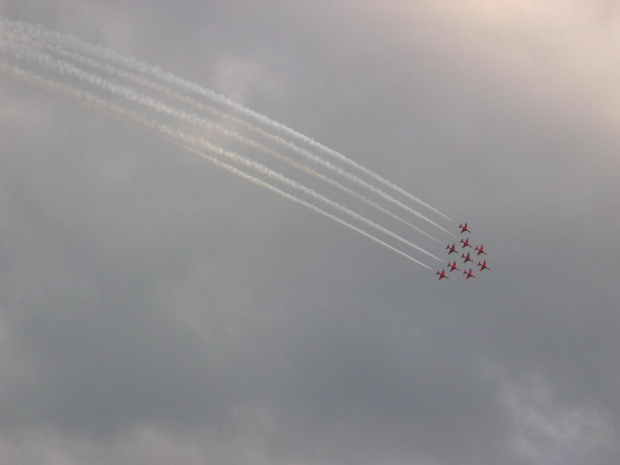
[437,222,490,281]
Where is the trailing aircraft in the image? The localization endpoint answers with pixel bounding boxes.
[462,252,473,264]
[475,244,487,256]
[463,268,476,279]
[436,269,449,280]
[460,237,472,248]
[447,261,460,272]
[477,260,490,271]
[446,243,457,255]
[459,222,470,234]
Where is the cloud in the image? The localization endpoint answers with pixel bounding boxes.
[1,1,619,464]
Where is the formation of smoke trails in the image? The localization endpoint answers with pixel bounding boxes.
[0,41,442,264]
[5,24,452,244]
[1,39,444,264]
[178,134,443,263]
[0,60,435,271]
[0,17,455,228]
[22,39,445,245]
[5,27,454,240]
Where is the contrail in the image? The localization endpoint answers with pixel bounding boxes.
[3,24,453,239]
[2,23,454,238]
[163,131,444,263]
[0,17,454,228]
[0,60,436,271]
[23,37,447,243]
[12,37,443,244]
[0,38,445,263]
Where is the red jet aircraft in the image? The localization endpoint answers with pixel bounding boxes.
[463,268,476,279]
[447,261,460,272]
[462,252,473,264]
[436,269,449,280]
[460,237,472,248]
[475,244,487,256]
[446,243,457,254]
[477,260,490,271]
[459,222,470,234]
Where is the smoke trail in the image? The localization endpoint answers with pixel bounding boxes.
[0,38,445,263]
[0,60,435,271]
[0,17,454,227]
[0,30,451,240]
[3,23,454,238]
[18,35,447,243]
[165,130,444,263]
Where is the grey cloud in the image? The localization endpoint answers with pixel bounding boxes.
[1,1,619,464]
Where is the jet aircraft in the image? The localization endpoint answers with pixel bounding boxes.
[462,252,473,264]
[459,222,470,234]
[447,261,460,272]
[477,260,490,271]
[475,244,487,256]
[460,237,472,248]
[463,268,476,279]
[436,269,449,280]
[446,243,457,254]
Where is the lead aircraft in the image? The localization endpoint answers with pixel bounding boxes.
[477,260,490,271]
[459,222,470,234]
[436,269,449,280]
[475,244,487,256]
[462,252,473,264]
[460,237,472,248]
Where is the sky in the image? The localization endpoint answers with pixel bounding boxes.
[0,1,619,464]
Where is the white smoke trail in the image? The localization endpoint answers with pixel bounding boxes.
[0,32,450,242]
[17,35,445,243]
[166,130,444,263]
[0,17,455,228]
[0,60,435,271]
[5,25,454,239]
[0,38,445,263]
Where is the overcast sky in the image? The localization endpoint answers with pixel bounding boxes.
[1,1,619,464]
